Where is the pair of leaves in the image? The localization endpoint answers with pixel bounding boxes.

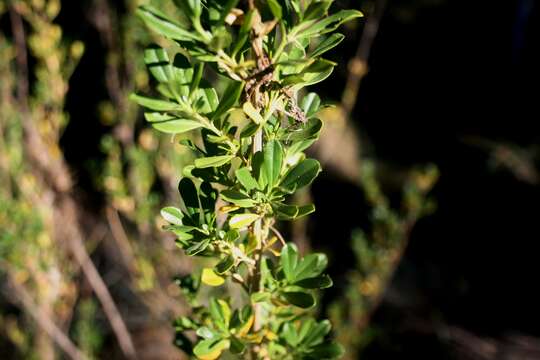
[279,243,332,308]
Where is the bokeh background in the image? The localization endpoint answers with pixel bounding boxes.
[1,0,539,359]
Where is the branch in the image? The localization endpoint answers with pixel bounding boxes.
[341,0,388,117]
[59,200,138,359]
[2,269,86,360]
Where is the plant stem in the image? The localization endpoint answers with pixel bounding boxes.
[252,128,264,334]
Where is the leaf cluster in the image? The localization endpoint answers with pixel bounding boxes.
[132,0,362,358]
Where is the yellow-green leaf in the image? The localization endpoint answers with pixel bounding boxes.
[201,268,225,286]
[229,213,259,229]
[242,102,264,124]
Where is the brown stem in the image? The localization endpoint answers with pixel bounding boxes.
[2,269,86,360]
[60,199,138,359]
[341,0,388,117]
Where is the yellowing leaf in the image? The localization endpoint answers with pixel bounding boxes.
[201,268,225,286]
[220,205,240,213]
[229,213,259,229]
[242,102,264,124]
[237,314,254,338]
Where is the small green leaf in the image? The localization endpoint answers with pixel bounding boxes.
[185,238,211,256]
[130,93,181,111]
[229,336,246,354]
[250,292,271,303]
[263,140,283,189]
[311,33,345,58]
[282,291,315,308]
[267,0,283,19]
[194,155,235,168]
[281,243,299,283]
[300,93,322,118]
[307,342,345,359]
[144,45,173,82]
[274,203,299,220]
[303,0,332,21]
[201,268,225,286]
[280,159,321,192]
[136,5,202,42]
[235,167,260,191]
[209,298,231,331]
[297,9,363,39]
[295,274,333,289]
[161,206,183,225]
[294,253,328,282]
[221,189,256,208]
[178,178,200,217]
[152,119,204,134]
[240,122,260,138]
[296,204,316,219]
[212,81,244,120]
[302,320,331,347]
[229,213,259,229]
[215,255,234,274]
[282,59,335,89]
[196,327,217,340]
[193,338,230,360]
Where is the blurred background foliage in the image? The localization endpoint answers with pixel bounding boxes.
[1,0,539,359]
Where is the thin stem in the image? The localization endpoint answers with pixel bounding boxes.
[2,266,86,360]
[270,225,287,246]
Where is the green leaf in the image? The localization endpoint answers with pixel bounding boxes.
[300,93,321,119]
[240,122,260,138]
[229,336,246,354]
[294,253,328,282]
[215,255,234,274]
[295,274,333,289]
[280,159,321,192]
[178,178,200,217]
[194,155,235,168]
[212,81,244,120]
[307,342,345,359]
[130,93,181,111]
[144,45,173,82]
[281,243,299,283]
[136,5,202,42]
[274,203,299,220]
[196,326,217,340]
[193,338,230,360]
[267,0,283,19]
[263,140,283,189]
[185,238,211,256]
[252,151,267,189]
[303,0,332,21]
[250,292,271,303]
[302,320,331,347]
[160,206,183,225]
[296,204,316,219]
[282,59,335,89]
[289,118,323,141]
[235,167,260,191]
[221,189,256,208]
[311,33,345,58]
[229,213,259,229]
[209,298,231,331]
[297,9,363,39]
[282,291,315,308]
[152,119,204,134]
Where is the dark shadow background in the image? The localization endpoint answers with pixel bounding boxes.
[27,0,540,358]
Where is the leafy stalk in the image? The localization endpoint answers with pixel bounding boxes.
[132,1,362,359]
